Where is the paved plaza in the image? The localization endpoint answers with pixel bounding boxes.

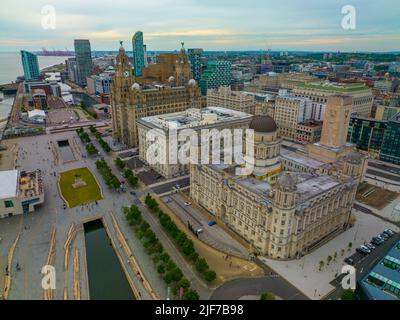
[259,211,400,300]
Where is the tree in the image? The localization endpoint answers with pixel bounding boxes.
[333,252,337,261]
[348,242,353,251]
[115,157,125,169]
[203,270,217,282]
[260,292,276,300]
[178,278,190,292]
[183,289,199,300]
[157,264,165,274]
[319,260,324,271]
[341,249,345,257]
[340,289,355,300]
[195,258,209,273]
[327,255,332,265]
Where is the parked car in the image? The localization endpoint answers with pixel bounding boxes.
[365,243,376,251]
[371,237,384,246]
[344,257,354,265]
[360,245,372,253]
[379,233,389,240]
[184,202,192,206]
[130,191,136,196]
[196,228,203,234]
[208,220,217,227]
[376,234,387,242]
[384,229,395,236]
[382,229,393,237]
[356,247,370,256]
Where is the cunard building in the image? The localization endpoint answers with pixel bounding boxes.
[190,95,368,259]
[110,43,202,147]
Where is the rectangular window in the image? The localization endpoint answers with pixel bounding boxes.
[5,200,14,208]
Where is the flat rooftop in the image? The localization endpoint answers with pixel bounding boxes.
[138,107,252,131]
[296,82,370,92]
[0,170,19,199]
[280,148,324,169]
[207,164,343,206]
[359,240,400,300]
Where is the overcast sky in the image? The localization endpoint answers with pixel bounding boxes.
[0,0,399,52]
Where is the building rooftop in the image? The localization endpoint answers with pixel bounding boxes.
[0,170,19,199]
[281,148,324,169]
[359,240,400,300]
[138,107,252,131]
[296,82,370,92]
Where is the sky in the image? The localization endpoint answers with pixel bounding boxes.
[0,0,399,52]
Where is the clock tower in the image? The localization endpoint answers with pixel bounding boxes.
[111,41,133,143]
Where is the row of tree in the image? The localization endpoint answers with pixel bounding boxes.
[144,194,217,283]
[95,159,121,189]
[89,126,111,153]
[123,204,200,300]
[123,169,139,187]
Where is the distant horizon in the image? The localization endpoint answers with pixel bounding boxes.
[1,1,399,52]
[0,50,399,54]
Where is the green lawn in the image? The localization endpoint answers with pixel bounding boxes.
[59,167,103,208]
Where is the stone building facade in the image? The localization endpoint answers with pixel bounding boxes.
[110,44,202,147]
[190,95,367,259]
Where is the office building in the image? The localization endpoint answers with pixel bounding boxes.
[358,240,400,300]
[132,31,145,77]
[20,50,40,81]
[274,95,312,141]
[206,86,256,114]
[199,61,231,95]
[188,48,203,82]
[74,39,93,86]
[347,115,387,158]
[293,82,374,118]
[137,107,253,178]
[380,113,400,164]
[110,43,202,147]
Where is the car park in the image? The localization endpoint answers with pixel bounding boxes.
[365,243,376,251]
[379,233,389,240]
[356,247,370,256]
[344,257,354,265]
[382,229,393,237]
[360,245,372,253]
[384,229,395,236]
[371,237,384,246]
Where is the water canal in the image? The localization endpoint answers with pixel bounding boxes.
[84,219,135,300]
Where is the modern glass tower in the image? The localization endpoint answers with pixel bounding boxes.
[74,39,93,86]
[132,31,145,77]
[380,112,400,164]
[20,50,40,81]
[188,48,203,82]
[199,61,231,95]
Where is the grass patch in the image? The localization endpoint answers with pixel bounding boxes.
[356,182,399,210]
[59,167,103,208]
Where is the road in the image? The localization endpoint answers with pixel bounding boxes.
[211,266,308,300]
[161,194,249,259]
[150,177,190,195]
